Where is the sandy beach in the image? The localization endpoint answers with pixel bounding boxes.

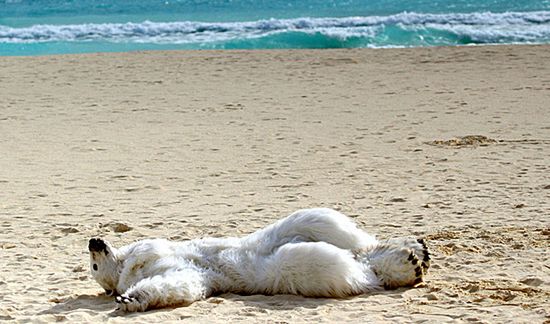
[1,45,549,323]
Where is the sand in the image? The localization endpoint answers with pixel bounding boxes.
[0,45,549,323]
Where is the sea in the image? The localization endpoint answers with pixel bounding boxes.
[1,0,550,56]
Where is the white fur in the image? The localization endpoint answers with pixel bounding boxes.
[89,208,429,312]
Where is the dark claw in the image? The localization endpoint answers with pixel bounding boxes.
[412,258,418,265]
[116,295,137,305]
[116,296,132,304]
[415,267,422,276]
[423,252,431,261]
[414,277,423,285]
[417,238,428,249]
[407,253,415,261]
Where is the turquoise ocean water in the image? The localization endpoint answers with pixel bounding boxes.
[1,0,550,56]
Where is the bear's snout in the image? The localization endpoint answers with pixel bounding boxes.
[89,238,108,253]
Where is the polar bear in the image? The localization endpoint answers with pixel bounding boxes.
[89,208,430,312]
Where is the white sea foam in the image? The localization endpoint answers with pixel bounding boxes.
[1,11,549,45]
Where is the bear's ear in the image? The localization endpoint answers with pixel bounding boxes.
[89,238,109,255]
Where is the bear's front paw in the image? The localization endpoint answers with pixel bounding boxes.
[116,294,146,312]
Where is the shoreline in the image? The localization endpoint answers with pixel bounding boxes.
[1,44,549,322]
[1,42,549,58]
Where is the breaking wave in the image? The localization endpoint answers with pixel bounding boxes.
[1,11,550,48]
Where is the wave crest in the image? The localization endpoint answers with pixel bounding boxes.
[1,11,550,45]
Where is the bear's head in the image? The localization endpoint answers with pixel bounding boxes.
[88,238,120,296]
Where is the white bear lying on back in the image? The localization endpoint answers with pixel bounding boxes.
[89,208,430,312]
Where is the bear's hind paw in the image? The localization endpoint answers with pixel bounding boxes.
[369,245,426,290]
[380,237,431,274]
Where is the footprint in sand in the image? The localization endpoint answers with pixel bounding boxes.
[426,135,497,148]
[100,222,132,233]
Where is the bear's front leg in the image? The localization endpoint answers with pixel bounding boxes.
[116,268,211,312]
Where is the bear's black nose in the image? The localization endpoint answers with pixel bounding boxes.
[88,238,108,253]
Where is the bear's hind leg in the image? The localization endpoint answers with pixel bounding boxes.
[262,241,382,297]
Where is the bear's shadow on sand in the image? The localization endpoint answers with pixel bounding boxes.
[38,294,115,315]
[215,293,335,310]
[40,290,403,317]
[218,289,405,311]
